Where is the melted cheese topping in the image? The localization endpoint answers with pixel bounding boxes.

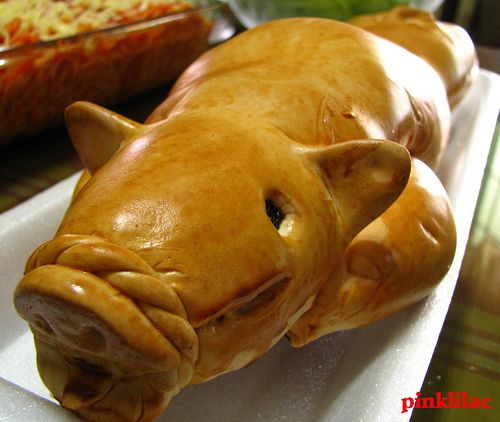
[0,0,192,47]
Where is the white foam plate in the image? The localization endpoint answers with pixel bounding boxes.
[1,70,498,422]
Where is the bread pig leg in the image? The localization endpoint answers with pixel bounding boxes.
[288,158,456,346]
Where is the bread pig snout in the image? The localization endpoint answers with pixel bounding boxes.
[14,233,197,422]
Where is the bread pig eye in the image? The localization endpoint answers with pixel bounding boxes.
[265,192,295,235]
[265,198,285,230]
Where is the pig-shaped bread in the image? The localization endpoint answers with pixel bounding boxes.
[14,10,472,422]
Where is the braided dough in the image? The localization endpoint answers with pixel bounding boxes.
[15,9,474,421]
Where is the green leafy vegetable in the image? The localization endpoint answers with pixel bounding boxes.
[228,0,410,25]
[271,0,409,20]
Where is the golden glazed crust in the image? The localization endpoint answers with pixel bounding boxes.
[350,6,478,108]
[148,17,450,168]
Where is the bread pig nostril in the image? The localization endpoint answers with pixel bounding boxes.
[81,327,107,353]
[64,380,100,401]
[62,326,107,354]
[68,357,110,377]
[32,314,54,335]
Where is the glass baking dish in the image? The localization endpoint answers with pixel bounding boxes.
[0,1,226,144]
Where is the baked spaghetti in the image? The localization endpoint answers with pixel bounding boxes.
[0,1,217,143]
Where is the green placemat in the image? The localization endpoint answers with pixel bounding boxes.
[412,300,499,421]
[412,123,500,422]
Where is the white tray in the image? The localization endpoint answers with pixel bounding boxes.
[1,70,498,422]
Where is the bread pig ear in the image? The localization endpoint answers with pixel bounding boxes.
[298,140,411,239]
[65,101,142,174]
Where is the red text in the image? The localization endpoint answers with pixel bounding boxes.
[401,392,493,413]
